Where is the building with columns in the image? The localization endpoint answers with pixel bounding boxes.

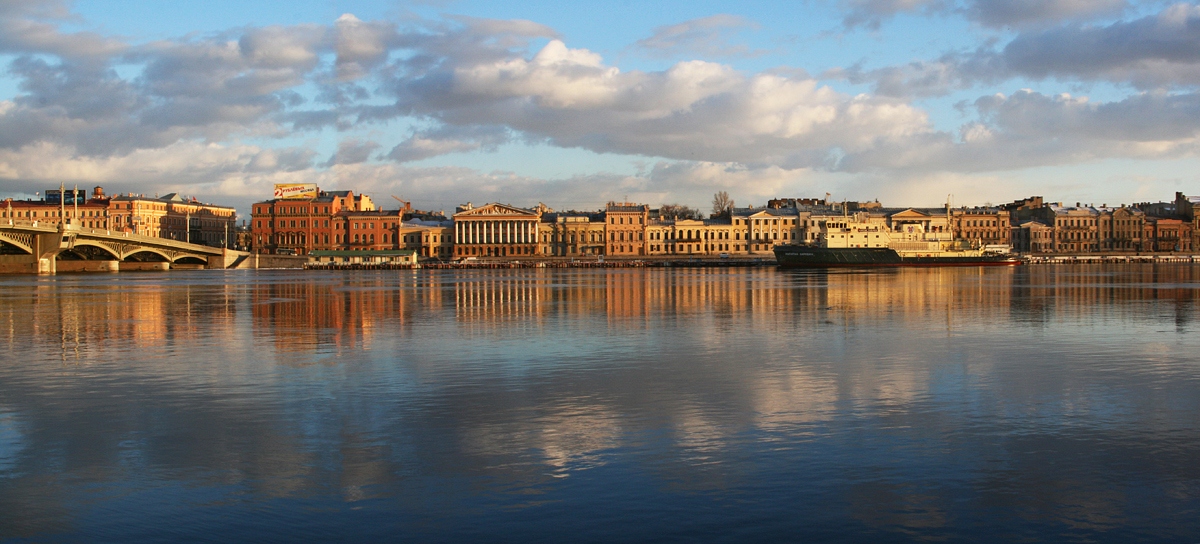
[452,203,542,258]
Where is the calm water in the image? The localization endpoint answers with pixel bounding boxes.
[2,266,1199,543]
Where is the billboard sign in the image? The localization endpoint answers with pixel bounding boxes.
[44,189,86,205]
[274,183,318,200]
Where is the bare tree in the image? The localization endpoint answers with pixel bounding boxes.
[659,204,703,220]
[711,191,734,219]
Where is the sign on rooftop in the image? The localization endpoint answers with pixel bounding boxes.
[274,183,318,200]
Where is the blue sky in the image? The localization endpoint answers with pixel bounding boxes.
[1,0,1198,216]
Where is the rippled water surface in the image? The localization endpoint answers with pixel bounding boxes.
[2,266,1200,543]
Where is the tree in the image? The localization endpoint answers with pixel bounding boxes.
[659,204,703,220]
[712,191,734,219]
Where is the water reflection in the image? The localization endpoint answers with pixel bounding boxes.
[0,266,1198,542]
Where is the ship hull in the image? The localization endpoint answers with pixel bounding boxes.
[774,245,1021,268]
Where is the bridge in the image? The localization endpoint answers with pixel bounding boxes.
[0,221,243,274]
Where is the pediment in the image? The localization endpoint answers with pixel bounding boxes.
[454,203,539,219]
[889,209,932,220]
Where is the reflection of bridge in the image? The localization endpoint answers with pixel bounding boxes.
[0,221,240,274]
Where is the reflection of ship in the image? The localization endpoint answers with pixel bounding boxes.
[775,212,1021,268]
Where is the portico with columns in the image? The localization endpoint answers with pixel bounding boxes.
[452,203,542,258]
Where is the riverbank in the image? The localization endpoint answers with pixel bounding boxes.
[305,256,776,270]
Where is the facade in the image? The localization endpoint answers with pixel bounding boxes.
[1012,221,1054,253]
[398,220,454,259]
[604,202,649,257]
[951,208,1011,246]
[732,208,802,254]
[452,203,541,259]
[251,190,379,255]
[251,189,1200,261]
[3,186,111,230]
[1174,192,1200,251]
[1147,217,1191,252]
[1050,205,1100,253]
[542,212,605,257]
[1099,206,1146,251]
[3,186,236,248]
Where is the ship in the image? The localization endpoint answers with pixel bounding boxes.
[774,210,1021,268]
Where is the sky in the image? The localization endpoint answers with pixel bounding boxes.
[1,0,1199,217]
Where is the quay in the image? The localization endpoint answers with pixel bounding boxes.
[305,257,776,271]
[1024,254,1200,264]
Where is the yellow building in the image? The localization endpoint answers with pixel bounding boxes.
[541,212,605,257]
[604,202,649,257]
[732,208,802,254]
[398,220,455,260]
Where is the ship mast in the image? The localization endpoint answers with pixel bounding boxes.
[946,194,953,241]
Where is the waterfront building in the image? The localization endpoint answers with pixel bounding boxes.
[1174,192,1200,251]
[1012,221,1054,253]
[541,212,605,257]
[732,207,802,254]
[951,207,1011,246]
[1147,217,1191,252]
[251,189,372,255]
[604,202,649,257]
[111,192,237,247]
[3,186,111,230]
[1049,204,1100,253]
[886,209,952,239]
[1098,206,1146,252]
[3,186,236,248]
[399,219,455,260]
[453,202,541,259]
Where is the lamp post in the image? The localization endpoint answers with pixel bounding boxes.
[58,182,65,231]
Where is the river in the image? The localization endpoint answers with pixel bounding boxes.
[1,266,1199,542]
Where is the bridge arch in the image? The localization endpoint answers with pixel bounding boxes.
[0,231,34,254]
[124,249,172,262]
[59,241,121,260]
